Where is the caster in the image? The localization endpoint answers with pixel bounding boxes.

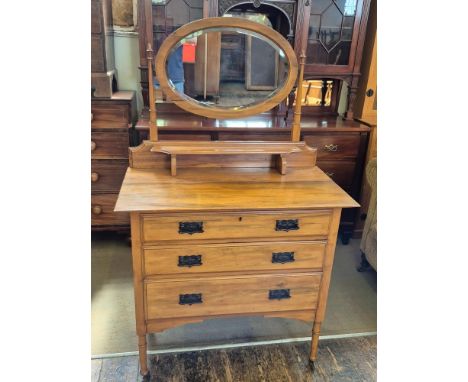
[309,359,315,372]
[140,371,150,381]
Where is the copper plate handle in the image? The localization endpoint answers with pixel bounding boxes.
[92,205,102,215]
[91,172,100,182]
[91,141,96,151]
[324,144,338,152]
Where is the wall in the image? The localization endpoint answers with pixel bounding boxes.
[113,31,143,113]
[110,0,143,114]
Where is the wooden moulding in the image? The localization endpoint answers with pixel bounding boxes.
[129,140,317,175]
[145,310,316,333]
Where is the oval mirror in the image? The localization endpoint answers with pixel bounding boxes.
[155,17,298,119]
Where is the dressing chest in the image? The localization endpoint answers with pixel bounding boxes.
[115,16,359,379]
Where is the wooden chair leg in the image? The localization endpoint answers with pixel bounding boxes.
[138,335,150,379]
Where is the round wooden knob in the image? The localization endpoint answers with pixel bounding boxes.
[91,141,96,151]
[92,205,102,215]
[91,172,99,182]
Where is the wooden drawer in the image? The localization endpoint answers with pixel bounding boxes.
[303,134,360,160]
[92,193,129,226]
[91,104,132,128]
[317,161,356,189]
[91,131,129,158]
[142,211,332,243]
[145,273,321,320]
[143,241,326,276]
[91,159,128,193]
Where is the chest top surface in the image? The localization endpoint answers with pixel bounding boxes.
[115,166,358,213]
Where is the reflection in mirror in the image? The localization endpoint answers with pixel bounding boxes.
[164,27,290,109]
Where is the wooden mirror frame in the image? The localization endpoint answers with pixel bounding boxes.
[154,17,298,119]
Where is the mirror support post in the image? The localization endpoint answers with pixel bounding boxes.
[146,43,158,141]
[144,0,158,141]
[291,52,305,142]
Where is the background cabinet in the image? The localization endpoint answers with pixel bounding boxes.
[91,91,137,231]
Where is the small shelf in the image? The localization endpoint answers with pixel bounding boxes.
[149,141,310,176]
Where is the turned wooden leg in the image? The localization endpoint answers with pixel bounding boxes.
[309,321,321,370]
[138,335,150,378]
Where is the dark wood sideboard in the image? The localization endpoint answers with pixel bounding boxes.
[135,112,370,244]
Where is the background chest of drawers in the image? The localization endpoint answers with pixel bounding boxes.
[91,90,137,230]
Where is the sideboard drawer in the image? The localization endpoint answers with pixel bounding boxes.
[91,159,128,193]
[143,241,326,276]
[91,131,129,158]
[92,193,129,226]
[317,161,356,189]
[141,211,332,242]
[303,134,360,160]
[145,273,321,320]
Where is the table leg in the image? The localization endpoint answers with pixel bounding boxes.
[138,334,149,378]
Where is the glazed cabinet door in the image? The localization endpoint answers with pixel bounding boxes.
[297,0,371,75]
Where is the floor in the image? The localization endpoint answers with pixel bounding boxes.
[92,234,377,355]
[91,335,377,382]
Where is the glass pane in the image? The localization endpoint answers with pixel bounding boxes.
[320,4,343,50]
[335,0,357,16]
[306,0,358,66]
[306,40,328,65]
[159,27,291,109]
[310,0,333,14]
[308,15,321,40]
[327,41,351,65]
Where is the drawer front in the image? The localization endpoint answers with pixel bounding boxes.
[144,241,326,275]
[91,194,129,226]
[317,161,356,189]
[91,159,128,193]
[303,134,360,160]
[145,273,321,320]
[91,104,131,128]
[142,211,332,243]
[91,131,129,158]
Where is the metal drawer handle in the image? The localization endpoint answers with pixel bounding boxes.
[91,172,100,182]
[324,144,338,152]
[91,141,96,151]
[275,219,299,232]
[326,172,335,177]
[179,222,204,235]
[178,255,202,267]
[272,252,295,264]
[269,289,291,300]
[92,205,102,215]
[179,293,203,305]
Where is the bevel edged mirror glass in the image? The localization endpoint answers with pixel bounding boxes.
[155,17,298,119]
